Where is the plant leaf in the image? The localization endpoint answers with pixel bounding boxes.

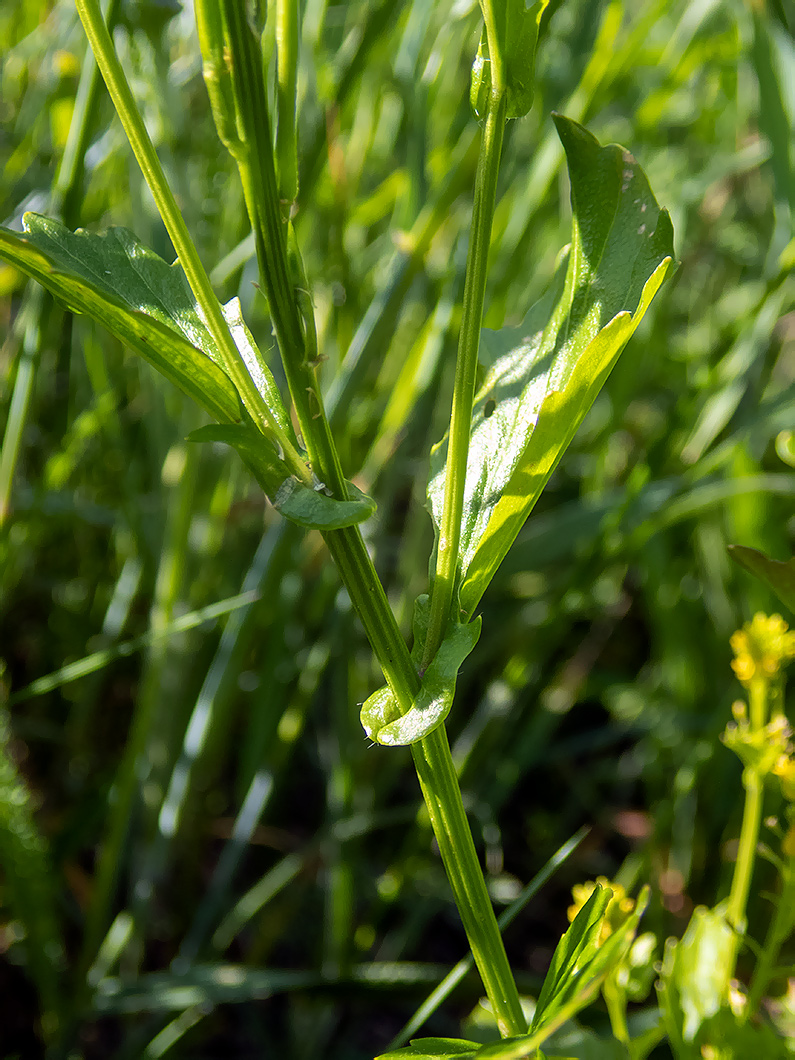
[361,596,481,746]
[190,424,376,530]
[375,1039,480,1060]
[728,545,795,613]
[471,2,549,120]
[428,116,675,618]
[656,905,735,1046]
[0,213,292,433]
[530,885,649,1040]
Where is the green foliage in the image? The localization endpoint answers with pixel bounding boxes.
[361,595,482,745]
[428,116,674,617]
[0,214,241,422]
[0,0,793,1056]
[0,678,63,1038]
[728,545,795,614]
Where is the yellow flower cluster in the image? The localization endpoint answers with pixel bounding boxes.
[567,878,635,945]
[774,753,795,803]
[730,612,795,688]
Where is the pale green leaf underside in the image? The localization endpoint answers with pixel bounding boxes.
[361,596,481,746]
[189,424,376,530]
[428,116,676,618]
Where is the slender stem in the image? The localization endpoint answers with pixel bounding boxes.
[74,0,311,487]
[81,0,525,1034]
[223,5,523,1027]
[727,767,764,962]
[217,0,346,498]
[325,535,525,1036]
[727,674,768,969]
[421,91,506,671]
[412,727,527,1037]
[747,850,795,1016]
[275,0,299,205]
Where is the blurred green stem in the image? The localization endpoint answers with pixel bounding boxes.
[421,88,507,670]
[727,675,768,968]
[747,848,795,1016]
[0,0,118,526]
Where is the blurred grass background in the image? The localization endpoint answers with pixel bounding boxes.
[0,0,793,1056]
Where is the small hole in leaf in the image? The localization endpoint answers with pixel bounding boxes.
[484,398,496,419]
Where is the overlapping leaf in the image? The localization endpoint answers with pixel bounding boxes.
[470,1,548,120]
[361,595,482,746]
[428,116,676,617]
[0,214,376,531]
[0,213,242,423]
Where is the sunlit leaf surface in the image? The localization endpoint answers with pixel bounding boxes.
[428,116,675,617]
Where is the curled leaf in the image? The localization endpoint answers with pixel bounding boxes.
[190,424,376,530]
[361,596,481,746]
[471,1,548,120]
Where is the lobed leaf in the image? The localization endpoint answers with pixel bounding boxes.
[0,214,242,423]
[0,214,376,530]
[0,213,301,450]
[428,116,675,618]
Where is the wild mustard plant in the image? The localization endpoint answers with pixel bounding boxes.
[27,2,795,1058]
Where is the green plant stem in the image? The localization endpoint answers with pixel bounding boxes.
[746,849,795,1016]
[219,4,523,1028]
[421,89,507,671]
[727,767,764,968]
[215,0,347,500]
[727,674,768,965]
[275,0,299,204]
[412,727,528,1037]
[86,0,525,1034]
[323,528,525,1038]
[74,0,311,487]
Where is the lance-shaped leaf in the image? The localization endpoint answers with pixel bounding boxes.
[528,885,649,1042]
[0,214,240,423]
[728,545,795,614]
[190,423,376,530]
[428,116,675,618]
[361,595,482,746]
[0,213,379,528]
